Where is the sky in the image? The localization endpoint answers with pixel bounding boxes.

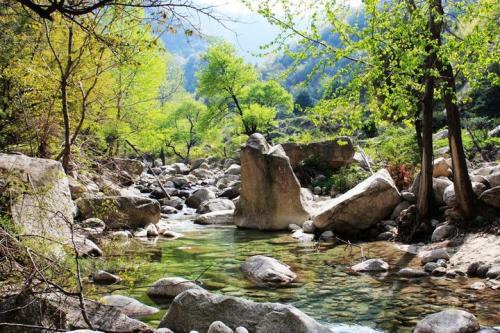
[194,0,362,64]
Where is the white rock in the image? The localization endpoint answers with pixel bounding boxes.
[351,259,389,272]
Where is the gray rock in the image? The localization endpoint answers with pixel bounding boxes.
[92,270,121,284]
[172,163,189,175]
[186,188,216,209]
[160,196,184,210]
[397,268,428,278]
[419,248,450,264]
[351,259,389,272]
[145,223,159,237]
[443,185,457,207]
[234,134,310,230]
[225,164,241,175]
[302,220,315,233]
[235,328,249,333]
[321,230,334,238]
[161,230,183,238]
[433,129,448,140]
[100,295,159,318]
[431,267,447,276]
[488,125,500,137]
[376,231,394,241]
[433,178,453,206]
[479,186,500,208]
[424,262,440,273]
[401,191,416,203]
[241,255,296,287]
[197,198,235,214]
[413,309,479,333]
[436,259,448,267]
[288,223,301,231]
[194,210,234,225]
[431,224,457,242]
[469,281,486,290]
[390,200,411,220]
[486,265,500,279]
[159,289,333,333]
[73,236,103,257]
[76,196,160,229]
[147,277,202,299]
[110,231,131,241]
[313,169,400,235]
[79,218,106,236]
[208,321,233,333]
[292,229,315,242]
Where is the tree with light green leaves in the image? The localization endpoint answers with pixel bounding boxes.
[256,0,498,226]
[196,42,293,136]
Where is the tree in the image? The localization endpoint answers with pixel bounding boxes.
[197,42,293,136]
[256,0,498,223]
[161,98,208,162]
[196,42,258,135]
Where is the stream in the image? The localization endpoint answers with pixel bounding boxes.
[85,215,500,333]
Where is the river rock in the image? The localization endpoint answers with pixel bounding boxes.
[390,201,411,220]
[78,218,106,237]
[92,270,121,284]
[147,277,202,299]
[479,186,500,208]
[194,210,234,225]
[109,158,144,179]
[433,157,451,178]
[240,255,296,287]
[197,198,235,214]
[413,309,480,333]
[160,196,184,210]
[281,137,354,169]
[0,154,74,245]
[419,248,450,264]
[100,295,159,318]
[424,262,439,273]
[302,220,315,233]
[312,169,400,235]
[234,134,310,230]
[73,236,103,257]
[351,259,389,272]
[397,268,428,278]
[235,328,249,333]
[433,129,448,140]
[433,178,453,206]
[186,188,216,208]
[172,163,189,175]
[488,125,500,137]
[225,164,241,175]
[431,224,457,242]
[0,292,147,332]
[158,289,333,333]
[208,321,233,333]
[76,196,160,229]
[431,267,447,276]
[486,265,500,278]
[292,229,315,242]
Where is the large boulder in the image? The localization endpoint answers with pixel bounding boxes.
[432,178,453,206]
[0,292,147,333]
[281,137,354,169]
[413,309,480,333]
[240,255,296,287]
[234,134,310,230]
[0,154,74,242]
[109,158,144,179]
[76,196,160,229]
[312,169,400,235]
[159,289,332,333]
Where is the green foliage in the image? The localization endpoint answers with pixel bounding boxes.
[324,166,369,194]
[364,126,420,165]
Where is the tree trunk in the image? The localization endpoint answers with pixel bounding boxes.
[417,74,434,222]
[440,63,476,219]
[61,77,71,173]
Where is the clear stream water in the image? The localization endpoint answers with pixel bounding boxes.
[84,217,500,333]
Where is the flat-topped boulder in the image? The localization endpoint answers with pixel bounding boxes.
[281,137,354,169]
[159,289,333,333]
[413,309,480,333]
[234,134,310,230]
[76,195,160,229]
[313,169,400,235]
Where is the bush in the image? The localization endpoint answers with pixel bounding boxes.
[363,126,420,165]
[314,165,369,194]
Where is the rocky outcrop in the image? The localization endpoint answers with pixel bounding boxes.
[281,137,354,169]
[240,255,296,287]
[312,169,400,235]
[0,154,74,242]
[159,289,333,333]
[76,196,160,229]
[0,292,147,333]
[234,134,310,230]
[413,309,480,333]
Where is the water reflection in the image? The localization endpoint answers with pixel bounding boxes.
[87,221,500,333]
